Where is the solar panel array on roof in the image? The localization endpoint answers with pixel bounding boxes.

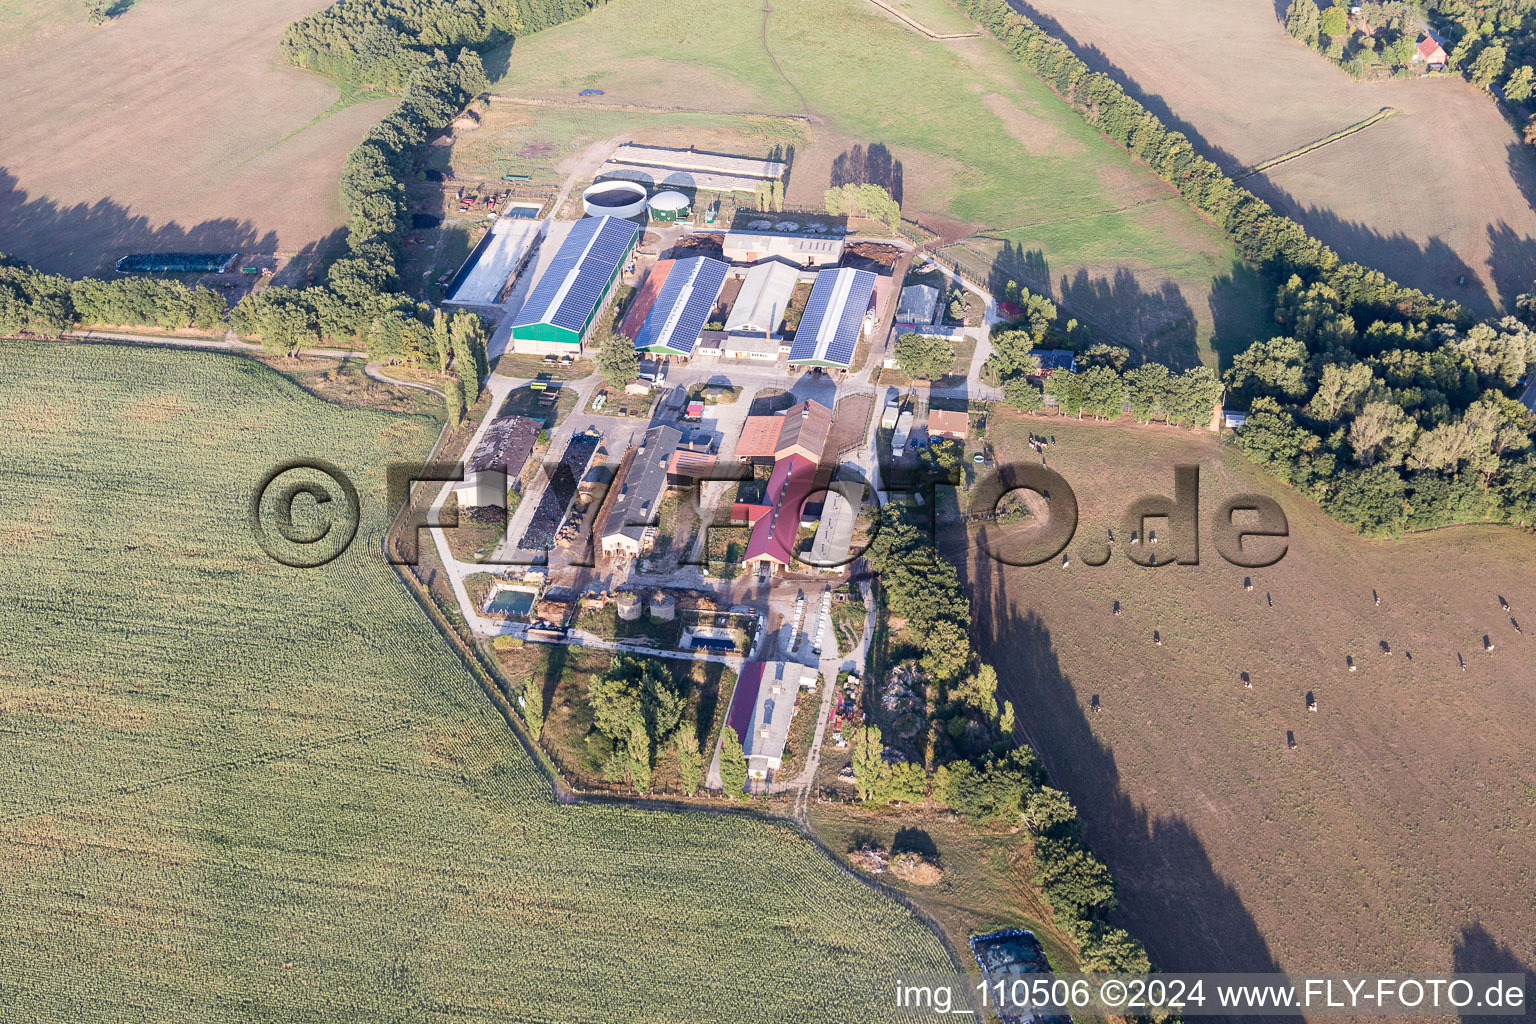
[787,267,876,368]
[633,255,728,356]
[510,216,639,334]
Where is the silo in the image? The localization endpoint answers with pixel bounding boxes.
[649,591,676,622]
[616,591,642,621]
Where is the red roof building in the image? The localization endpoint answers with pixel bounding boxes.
[618,260,673,340]
[1415,36,1448,67]
[735,415,785,462]
[743,455,817,572]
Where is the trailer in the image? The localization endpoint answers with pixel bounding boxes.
[890,410,913,456]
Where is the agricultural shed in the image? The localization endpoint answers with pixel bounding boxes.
[724,260,800,336]
[456,415,540,508]
[725,661,815,779]
[807,482,861,571]
[735,415,785,463]
[774,400,833,463]
[787,268,877,370]
[723,230,844,267]
[510,216,639,353]
[896,284,938,325]
[632,255,729,358]
[1029,349,1078,378]
[446,217,544,307]
[601,424,683,561]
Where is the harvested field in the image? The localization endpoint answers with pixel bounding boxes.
[958,411,1536,981]
[0,339,957,1022]
[1021,0,1536,313]
[480,0,1272,364]
[0,0,395,279]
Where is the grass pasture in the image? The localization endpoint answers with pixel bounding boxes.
[0,340,957,1022]
[0,0,393,279]
[480,0,1269,365]
[1024,0,1536,314]
[959,411,1536,981]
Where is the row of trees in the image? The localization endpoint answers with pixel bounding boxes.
[0,256,229,338]
[823,183,901,233]
[1003,360,1225,429]
[280,0,608,90]
[954,0,1536,534]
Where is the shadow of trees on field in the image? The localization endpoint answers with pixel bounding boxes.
[1452,924,1533,1024]
[984,240,1221,369]
[0,167,342,284]
[958,545,1289,981]
[830,142,903,204]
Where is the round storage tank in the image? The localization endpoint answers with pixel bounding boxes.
[648,190,690,222]
[582,180,647,219]
[616,591,642,621]
[649,591,676,622]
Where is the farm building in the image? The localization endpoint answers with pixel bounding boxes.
[456,415,540,509]
[631,255,729,359]
[666,445,717,487]
[743,454,820,574]
[724,260,800,337]
[600,424,683,561]
[1415,35,1448,69]
[721,333,783,360]
[648,190,691,222]
[509,216,639,354]
[806,481,861,571]
[1029,349,1078,379]
[725,660,815,780]
[896,284,938,325]
[787,267,878,370]
[446,217,544,307]
[722,230,844,267]
[734,399,832,464]
[928,409,969,441]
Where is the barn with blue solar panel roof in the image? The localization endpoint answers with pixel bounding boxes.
[786,267,877,371]
[632,255,728,359]
[510,216,641,354]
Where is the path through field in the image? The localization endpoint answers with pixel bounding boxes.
[0,0,394,278]
[1017,0,1536,313]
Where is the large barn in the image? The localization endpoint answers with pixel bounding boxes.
[509,216,639,354]
[631,255,728,359]
[786,267,877,371]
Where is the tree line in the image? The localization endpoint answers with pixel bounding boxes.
[281,0,608,90]
[0,256,228,337]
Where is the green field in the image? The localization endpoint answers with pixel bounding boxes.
[0,341,954,1022]
[481,0,1269,364]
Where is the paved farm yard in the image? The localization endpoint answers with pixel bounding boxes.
[0,341,955,1023]
[960,411,1536,982]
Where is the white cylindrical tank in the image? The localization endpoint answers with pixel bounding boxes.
[582,180,647,219]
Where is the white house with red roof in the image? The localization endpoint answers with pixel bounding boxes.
[1415,34,1448,70]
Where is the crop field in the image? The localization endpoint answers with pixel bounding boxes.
[0,341,957,1022]
[479,0,1271,365]
[0,0,394,279]
[1024,0,1536,314]
[956,412,1536,981]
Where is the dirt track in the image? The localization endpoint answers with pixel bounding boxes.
[1019,0,1536,313]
